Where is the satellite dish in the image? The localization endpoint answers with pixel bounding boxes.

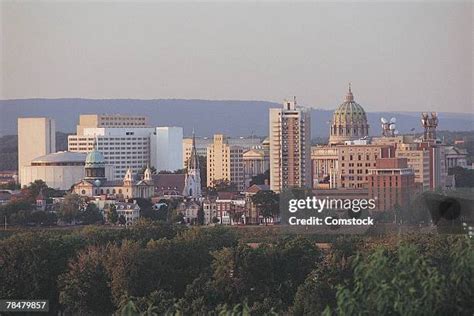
[390,117,396,123]
[381,117,388,124]
[389,124,396,130]
[394,130,399,135]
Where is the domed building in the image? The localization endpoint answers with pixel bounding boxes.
[328,85,369,145]
[73,143,154,200]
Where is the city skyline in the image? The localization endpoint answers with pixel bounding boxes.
[1,1,472,113]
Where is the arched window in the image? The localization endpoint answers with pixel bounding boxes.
[106,189,110,194]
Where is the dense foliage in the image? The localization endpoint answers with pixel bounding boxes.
[0,225,472,315]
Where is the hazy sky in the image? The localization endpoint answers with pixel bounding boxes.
[1,1,472,113]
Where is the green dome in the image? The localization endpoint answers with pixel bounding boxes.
[332,89,367,124]
[85,148,105,167]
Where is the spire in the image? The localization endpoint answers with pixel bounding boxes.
[345,82,354,102]
[189,130,199,170]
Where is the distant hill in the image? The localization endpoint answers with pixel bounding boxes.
[1,99,472,137]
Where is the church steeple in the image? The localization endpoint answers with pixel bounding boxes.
[188,130,199,170]
[183,129,202,199]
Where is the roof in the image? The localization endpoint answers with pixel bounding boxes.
[217,191,241,200]
[245,184,270,194]
[31,151,87,164]
[85,148,106,167]
[152,174,186,192]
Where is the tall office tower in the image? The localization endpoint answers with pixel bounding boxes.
[269,99,311,193]
[207,134,245,191]
[68,127,154,179]
[76,114,149,135]
[150,127,183,172]
[368,158,416,211]
[18,118,56,183]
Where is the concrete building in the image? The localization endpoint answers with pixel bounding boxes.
[329,85,369,145]
[18,117,56,183]
[395,143,432,190]
[337,144,394,189]
[69,126,154,179]
[368,158,416,211]
[269,99,311,192]
[20,151,113,190]
[207,134,245,191]
[150,127,183,172]
[76,114,149,135]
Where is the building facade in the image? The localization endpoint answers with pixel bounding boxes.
[150,127,183,172]
[69,126,153,179]
[269,99,311,192]
[18,117,56,183]
[368,158,416,211]
[76,114,149,135]
[207,134,245,191]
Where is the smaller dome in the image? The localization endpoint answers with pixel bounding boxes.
[85,148,105,167]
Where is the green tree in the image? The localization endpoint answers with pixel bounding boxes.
[58,193,83,223]
[80,203,103,225]
[58,246,114,314]
[197,207,205,225]
[251,190,279,224]
[108,204,118,224]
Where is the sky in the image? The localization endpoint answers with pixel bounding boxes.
[1,0,472,113]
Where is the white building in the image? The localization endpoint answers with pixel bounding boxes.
[68,127,154,179]
[20,151,114,190]
[115,201,141,225]
[269,99,311,192]
[150,127,183,172]
[18,118,56,183]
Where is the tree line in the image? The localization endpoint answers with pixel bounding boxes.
[0,224,472,315]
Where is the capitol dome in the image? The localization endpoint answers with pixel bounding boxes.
[328,85,369,145]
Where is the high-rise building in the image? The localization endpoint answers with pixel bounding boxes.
[207,134,245,191]
[18,117,56,184]
[68,127,153,179]
[368,158,416,211]
[328,85,369,145]
[76,114,149,135]
[150,127,183,172]
[269,99,311,192]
